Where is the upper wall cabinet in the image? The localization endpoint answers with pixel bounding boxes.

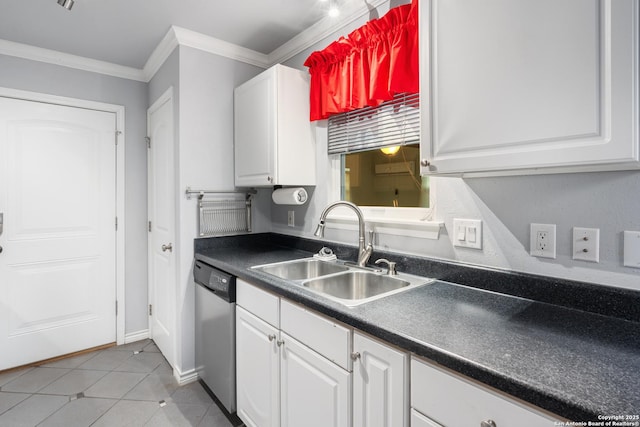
[420,0,639,176]
[234,64,316,187]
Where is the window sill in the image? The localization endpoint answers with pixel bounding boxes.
[323,207,443,240]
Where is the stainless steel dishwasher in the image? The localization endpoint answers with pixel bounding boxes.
[194,259,236,414]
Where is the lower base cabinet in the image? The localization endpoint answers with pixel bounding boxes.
[353,332,408,427]
[236,307,279,427]
[411,357,561,426]
[281,332,350,427]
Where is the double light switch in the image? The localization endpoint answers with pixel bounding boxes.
[453,219,482,250]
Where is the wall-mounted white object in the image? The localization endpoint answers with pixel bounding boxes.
[572,227,600,263]
[420,0,639,176]
[234,64,315,187]
[530,223,556,259]
[623,231,640,268]
[452,218,482,250]
[272,187,308,205]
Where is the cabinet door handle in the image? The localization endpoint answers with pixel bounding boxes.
[276,339,284,347]
[420,159,431,167]
[268,334,276,342]
[267,176,272,183]
[350,352,361,361]
[481,420,497,427]
[161,243,173,252]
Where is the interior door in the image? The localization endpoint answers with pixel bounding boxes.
[147,90,176,367]
[0,96,117,370]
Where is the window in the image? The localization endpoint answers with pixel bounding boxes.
[325,94,441,239]
[342,144,429,208]
[327,92,429,209]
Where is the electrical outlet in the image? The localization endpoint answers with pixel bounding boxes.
[530,223,556,259]
[287,210,295,227]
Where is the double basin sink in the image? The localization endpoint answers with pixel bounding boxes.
[252,258,434,307]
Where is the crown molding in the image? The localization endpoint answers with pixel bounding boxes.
[268,0,389,65]
[172,26,270,69]
[0,0,391,82]
[0,38,146,82]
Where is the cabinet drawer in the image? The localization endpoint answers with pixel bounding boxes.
[236,279,279,327]
[280,299,351,370]
[411,357,560,427]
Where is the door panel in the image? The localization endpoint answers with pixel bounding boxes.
[0,96,117,370]
[147,92,175,366]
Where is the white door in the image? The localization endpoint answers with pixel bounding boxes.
[280,332,351,427]
[236,307,280,427]
[147,90,176,367]
[0,96,117,370]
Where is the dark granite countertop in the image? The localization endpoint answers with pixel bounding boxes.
[194,233,640,422]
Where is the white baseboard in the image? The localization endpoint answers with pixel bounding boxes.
[173,367,198,386]
[124,329,150,344]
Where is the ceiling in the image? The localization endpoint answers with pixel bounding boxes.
[0,0,370,70]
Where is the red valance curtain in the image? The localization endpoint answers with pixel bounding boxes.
[304,0,419,121]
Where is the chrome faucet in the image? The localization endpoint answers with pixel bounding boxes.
[314,201,373,267]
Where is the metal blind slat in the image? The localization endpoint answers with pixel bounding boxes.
[327,93,420,155]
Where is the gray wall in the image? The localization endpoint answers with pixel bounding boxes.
[271,2,640,291]
[0,54,150,333]
[149,45,267,374]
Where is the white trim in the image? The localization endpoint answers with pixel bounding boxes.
[268,0,389,65]
[124,329,150,344]
[0,0,393,82]
[0,39,146,82]
[173,366,198,386]
[172,26,270,69]
[142,27,180,82]
[0,86,127,346]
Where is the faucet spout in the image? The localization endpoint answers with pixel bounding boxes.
[316,201,373,267]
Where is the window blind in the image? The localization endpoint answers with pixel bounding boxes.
[327,92,420,155]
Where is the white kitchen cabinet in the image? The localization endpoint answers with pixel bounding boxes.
[420,0,639,175]
[353,331,409,427]
[280,332,351,427]
[236,306,280,427]
[410,409,442,427]
[410,356,561,426]
[236,280,352,427]
[234,64,316,187]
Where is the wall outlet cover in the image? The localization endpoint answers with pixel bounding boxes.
[624,231,640,268]
[530,223,556,259]
[572,227,599,263]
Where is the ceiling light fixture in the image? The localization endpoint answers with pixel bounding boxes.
[380,146,401,155]
[57,0,74,10]
[328,0,340,17]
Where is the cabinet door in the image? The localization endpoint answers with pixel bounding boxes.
[420,0,639,175]
[280,332,351,427]
[353,332,408,427]
[234,68,276,187]
[410,409,442,427]
[236,306,280,427]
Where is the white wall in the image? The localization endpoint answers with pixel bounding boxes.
[271,2,640,291]
[0,54,151,333]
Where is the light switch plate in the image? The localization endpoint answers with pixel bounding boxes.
[452,219,482,250]
[572,227,599,263]
[623,231,640,268]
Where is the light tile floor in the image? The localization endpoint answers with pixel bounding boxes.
[0,340,241,427]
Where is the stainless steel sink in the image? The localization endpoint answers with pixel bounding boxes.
[253,257,434,307]
[302,271,409,299]
[252,258,350,280]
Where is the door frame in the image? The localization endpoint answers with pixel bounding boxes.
[0,86,126,345]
